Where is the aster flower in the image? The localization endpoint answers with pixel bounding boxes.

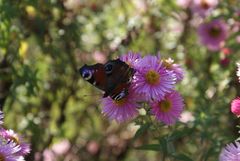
[120,52,141,69]
[231,97,240,117]
[133,55,176,101]
[163,58,184,83]
[150,91,184,125]
[219,141,240,161]
[0,139,21,161]
[198,19,228,51]
[0,129,30,156]
[237,63,240,83]
[101,88,139,123]
[191,0,218,17]
[0,111,4,125]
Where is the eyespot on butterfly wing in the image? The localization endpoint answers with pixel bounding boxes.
[79,59,135,100]
[79,63,107,91]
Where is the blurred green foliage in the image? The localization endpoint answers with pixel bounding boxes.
[0,0,240,161]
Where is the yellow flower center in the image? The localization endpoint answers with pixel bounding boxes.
[114,98,127,106]
[145,70,160,85]
[159,99,172,112]
[0,153,5,161]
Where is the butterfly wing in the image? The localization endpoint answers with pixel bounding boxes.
[103,59,135,100]
[79,63,107,91]
[79,59,135,101]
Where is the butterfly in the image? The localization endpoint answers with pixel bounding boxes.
[79,59,135,101]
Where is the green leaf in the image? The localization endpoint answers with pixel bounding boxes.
[202,147,216,161]
[133,123,150,140]
[135,144,162,151]
[168,128,194,141]
[159,137,169,154]
[171,153,193,161]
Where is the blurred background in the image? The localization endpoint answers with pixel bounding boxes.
[0,0,240,160]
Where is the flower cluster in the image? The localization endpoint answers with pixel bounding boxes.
[220,66,240,160]
[177,0,218,17]
[191,0,218,17]
[230,65,240,117]
[0,111,30,161]
[176,0,229,51]
[101,52,185,125]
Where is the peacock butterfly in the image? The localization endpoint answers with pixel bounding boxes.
[79,59,135,101]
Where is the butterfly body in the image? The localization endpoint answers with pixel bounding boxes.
[79,59,135,100]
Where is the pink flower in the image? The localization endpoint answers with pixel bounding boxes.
[150,91,184,125]
[86,141,99,155]
[101,88,139,123]
[237,63,240,83]
[120,52,141,69]
[231,97,240,116]
[222,47,232,56]
[198,19,228,51]
[219,141,240,161]
[52,140,70,155]
[191,0,218,17]
[163,58,184,83]
[43,149,55,161]
[133,55,176,101]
